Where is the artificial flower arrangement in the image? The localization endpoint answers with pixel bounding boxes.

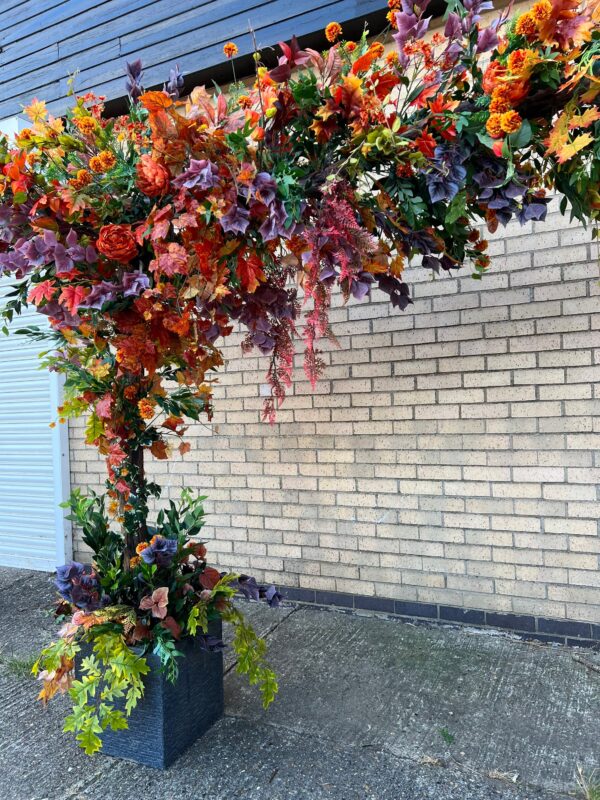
[0,0,598,757]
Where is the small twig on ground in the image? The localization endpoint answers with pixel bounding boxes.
[572,654,600,675]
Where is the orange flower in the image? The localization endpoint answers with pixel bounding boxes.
[97,224,138,263]
[69,168,92,190]
[482,61,507,95]
[507,49,535,76]
[98,150,116,170]
[138,398,155,420]
[486,113,505,138]
[515,12,538,38]
[345,41,357,52]
[129,556,141,568]
[136,154,170,197]
[388,0,401,7]
[369,42,385,59]
[500,110,522,133]
[74,117,97,136]
[386,51,399,66]
[238,94,252,109]
[325,22,342,42]
[136,541,150,555]
[531,0,552,21]
[387,10,399,28]
[123,385,138,401]
[489,90,511,113]
[89,155,104,173]
[223,42,238,58]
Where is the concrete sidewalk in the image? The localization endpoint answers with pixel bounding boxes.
[0,567,598,800]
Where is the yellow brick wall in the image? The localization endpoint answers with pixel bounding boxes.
[69,198,600,624]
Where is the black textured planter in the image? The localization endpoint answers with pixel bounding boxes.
[78,619,224,769]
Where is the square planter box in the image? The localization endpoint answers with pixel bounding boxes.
[78,619,224,769]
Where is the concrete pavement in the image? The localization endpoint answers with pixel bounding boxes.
[0,567,598,800]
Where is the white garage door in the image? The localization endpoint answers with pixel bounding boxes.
[0,280,71,570]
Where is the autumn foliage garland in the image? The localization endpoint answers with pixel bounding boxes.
[0,0,599,753]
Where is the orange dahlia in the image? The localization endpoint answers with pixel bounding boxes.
[325,22,342,42]
[486,113,505,138]
[223,42,238,58]
[500,110,522,134]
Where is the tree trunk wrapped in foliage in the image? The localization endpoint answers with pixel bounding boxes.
[0,0,599,754]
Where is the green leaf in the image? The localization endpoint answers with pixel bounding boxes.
[85,412,104,444]
[76,723,103,755]
[508,119,532,150]
[445,190,466,225]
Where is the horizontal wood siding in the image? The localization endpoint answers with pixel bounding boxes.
[0,0,386,119]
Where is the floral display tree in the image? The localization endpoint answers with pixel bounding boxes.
[0,0,599,760]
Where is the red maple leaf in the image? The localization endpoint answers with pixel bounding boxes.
[27,280,56,305]
[95,393,114,420]
[415,130,437,158]
[58,285,89,314]
[237,251,265,293]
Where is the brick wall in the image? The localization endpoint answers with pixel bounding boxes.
[69,198,600,625]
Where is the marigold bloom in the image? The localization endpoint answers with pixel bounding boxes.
[387,10,399,28]
[223,42,238,58]
[486,113,505,138]
[369,42,385,59]
[386,51,399,66]
[138,398,155,420]
[135,541,150,555]
[70,168,93,190]
[74,117,97,136]
[238,94,252,109]
[515,12,538,38]
[489,90,511,114]
[345,41,357,52]
[89,155,104,173]
[388,0,401,7]
[500,109,522,133]
[507,48,534,76]
[98,150,117,170]
[129,556,141,568]
[531,0,552,21]
[325,22,342,42]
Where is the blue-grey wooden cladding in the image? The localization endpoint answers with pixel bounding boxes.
[0,0,387,120]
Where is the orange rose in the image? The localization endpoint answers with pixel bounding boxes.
[482,61,507,95]
[97,224,138,263]
[136,154,170,197]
